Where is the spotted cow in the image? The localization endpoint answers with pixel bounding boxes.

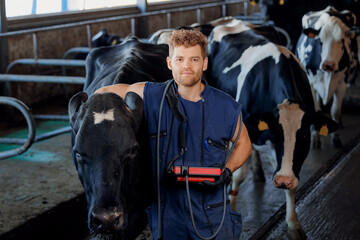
[254,0,360,51]
[296,6,360,148]
[148,16,290,48]
[68,36,172,240]
[207,19,338,239]
[147,17,234,44]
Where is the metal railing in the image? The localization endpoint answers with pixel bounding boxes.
[0,96,71,160]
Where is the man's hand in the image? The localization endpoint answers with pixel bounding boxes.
[202,167,232,188]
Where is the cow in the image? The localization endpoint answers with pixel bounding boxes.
[296,6,360,148]
[147,17,233,44]
[253,0,360,51]
[206,19,338,239]
[91,28,121,48]
[68,36,172,240]
[148,16,290,48]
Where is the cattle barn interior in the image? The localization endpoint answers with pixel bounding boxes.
[1,0,360,239]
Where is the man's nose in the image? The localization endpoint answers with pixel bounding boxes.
[182,59,192,68]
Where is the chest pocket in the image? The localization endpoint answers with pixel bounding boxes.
[204,137,228,167]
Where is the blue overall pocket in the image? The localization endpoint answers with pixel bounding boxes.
[204,137,227,166]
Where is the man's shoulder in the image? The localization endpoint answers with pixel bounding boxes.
[144,80,172,104]
[145,80,170,91]
[207,85,237,103]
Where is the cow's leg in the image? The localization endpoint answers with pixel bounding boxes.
[311,90,322,149]
[229,162,248,210]
[250,148,265,182]
[330,80,346,148]
[285,188,307,240]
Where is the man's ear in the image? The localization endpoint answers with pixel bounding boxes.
[167,56,172,70]
[203,57,208,71]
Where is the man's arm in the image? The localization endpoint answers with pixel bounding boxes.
[95,82,146,99]
[225,115,252,172]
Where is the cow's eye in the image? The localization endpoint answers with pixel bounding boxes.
[75,152,84,165]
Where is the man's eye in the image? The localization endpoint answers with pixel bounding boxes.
[193,58,199,62]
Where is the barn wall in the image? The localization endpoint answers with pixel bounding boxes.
[4,2,260,107]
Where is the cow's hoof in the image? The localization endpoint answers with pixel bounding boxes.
[332,137,343,148]
[287,228,307,240]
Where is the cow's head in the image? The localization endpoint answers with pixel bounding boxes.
[302,8,357,71]
[246,99,338,189]
[297,7,360,104]
[68,91,148,239]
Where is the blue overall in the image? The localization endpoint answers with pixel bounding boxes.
[144,80,242,240]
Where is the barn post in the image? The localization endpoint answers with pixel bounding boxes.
[137,0,148,38]
[0,0,10,95]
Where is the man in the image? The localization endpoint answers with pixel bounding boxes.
[96,29,252,240]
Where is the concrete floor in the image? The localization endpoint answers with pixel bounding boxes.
[236,111,360,239]
[267,138,360,240]
[0,109,359,239]
[0,120,84,236]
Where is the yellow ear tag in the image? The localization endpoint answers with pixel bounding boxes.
[319,125,329,136]
[279,0,284,5]
[258,120,269,131]
[251,0,256,6]
[111,39,117,45]
[349,31,355,39]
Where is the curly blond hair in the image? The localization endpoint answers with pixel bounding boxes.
[168,29,208,58]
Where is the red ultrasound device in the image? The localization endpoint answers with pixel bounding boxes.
[173,166,222,182]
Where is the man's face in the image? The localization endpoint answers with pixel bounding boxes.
[167,45,208,87]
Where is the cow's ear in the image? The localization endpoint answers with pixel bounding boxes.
[124,91,144,130]
[303,28,320,39]
[312,112,339,136]
[245,112,276,132]
[345,26,360,39]
[68,92,88,131]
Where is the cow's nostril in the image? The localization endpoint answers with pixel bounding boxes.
[322,61,336,72]
[91,212,104,231]
[113,214,124,231]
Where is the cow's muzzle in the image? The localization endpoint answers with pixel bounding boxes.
[273,175,298,189]
[321,60,336,72]
[91,208,125,233]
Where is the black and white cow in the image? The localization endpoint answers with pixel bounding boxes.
[207,19,338,239]
[68,36,172,240]
[147,17,233,44]
[254,0,360,51]
[148,16,290,48]
[296,6,360,148]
